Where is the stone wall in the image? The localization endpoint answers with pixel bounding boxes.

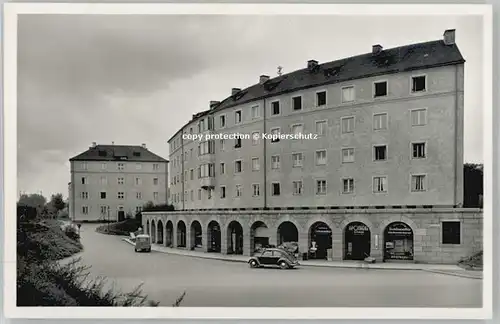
[142,208,482,264]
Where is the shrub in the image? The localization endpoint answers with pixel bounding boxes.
[63,225,80,242]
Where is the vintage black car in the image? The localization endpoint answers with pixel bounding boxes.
[248,248,300,269]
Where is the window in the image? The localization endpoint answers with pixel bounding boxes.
[293,181,303,195]
[136,192,142,199]
[153,178,159,185]
[81,177,87,185]
[315,120,327,136]
[220,139,225,151]
[292,153,303,168]
[251,105,260,119]
[189,128,193,135]
[235,110,242,124]
[100,192,106,199]
[411,109,427,126]
[373,176,387,193]
[82,162,88,170]
[136,163,142,170]
[373,113,388,130]
[101,163,107,170]
[207,189,212,200]
[234,138,242,148]
[153,163,159,171]
[118,177,124,185]
[198,189,202,200]
[411,174,426,192]
[190,190,194,201]
[252,158,260,171]
[343,178,354,194]
[207,116,214,130]
[136,206,143,213]
[374,81,388,97]
[271,128,280,143]
[235,185,242,197]
[220,115,226,128]
[342,148,355,163]
[135,177,142,186]
[272,183,281,196]
[189,169,194,180]
[442,221,461,244]
[234,160,242,173]
[342,86,355,102]
[341,116,355,133]
[412,142,426,159]
[190,148,193,158]
[271,101,280,115]
[291,124,303,136]
[271,155,280,169]
[252,184,260,197]
[199,119,205,132]
[292,96,302,111]
[220,186,226,199]
[81,192,89,199]
[316,150,327,165]
[199,163,215,178]
[82,206,89,215]
[220,163,225,175]
[100,206,108,215]
[153,192,159,200]
[100,177,107,185]
[184,171,188,182]
[316,91,327,107]
[118,192,124,199]
[411,75,426,92]
[316,180,327,195]
[117,163,124,171]
[374,145,387,161]
[252,132,260,145]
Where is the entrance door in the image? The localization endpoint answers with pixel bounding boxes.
[344,222,371,260]
[118,211,125,222]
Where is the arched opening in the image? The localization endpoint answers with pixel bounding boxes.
[207,220,221,252]
[157,220,164,244]
[177,221,186,248]
[344,221,371,260]
[250,221,270,254]
[383,222,414,261]
[151,220,156,243]
[190,220,203,250]
[277,221,299,255]
[227,221,243,255]
[308,222,332,260]
[146,220,150,235]
[165,220,174,247]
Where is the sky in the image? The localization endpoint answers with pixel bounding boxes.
[16,14,484,199]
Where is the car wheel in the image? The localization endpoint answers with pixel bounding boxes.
[249,260,258,268]
[134,248,138,252]
[279,261,288,269]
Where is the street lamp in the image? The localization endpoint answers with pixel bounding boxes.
[107,207,110,231]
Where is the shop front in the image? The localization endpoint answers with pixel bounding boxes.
[383,222,414,261]
[309,222,332,260]
[344,222,371,261]
[252,224,270,253]
[207,221,221,252]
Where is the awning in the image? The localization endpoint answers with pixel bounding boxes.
[254,226,270,237]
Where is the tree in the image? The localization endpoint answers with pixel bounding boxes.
[47,193,66,218]
[463,163,483,208]
[18,193,46,209]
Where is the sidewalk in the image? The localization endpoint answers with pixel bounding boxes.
[122,238,482,279]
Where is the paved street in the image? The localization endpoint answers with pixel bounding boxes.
[72,224,482,308]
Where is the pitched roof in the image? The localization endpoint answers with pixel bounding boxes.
[168,38,465,143]
[69,144,168,163]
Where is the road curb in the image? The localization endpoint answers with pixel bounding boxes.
[420,269,483,280]
[121,238,469,272]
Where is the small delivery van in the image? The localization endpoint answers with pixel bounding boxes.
[134,234,152,252]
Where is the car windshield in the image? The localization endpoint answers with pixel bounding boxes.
[136,237,149,243]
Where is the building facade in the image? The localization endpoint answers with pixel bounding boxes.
[69,143,168,222]
[147,30,482,264]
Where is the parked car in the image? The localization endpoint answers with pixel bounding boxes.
[134,234,151,252]
[248,248,300,269]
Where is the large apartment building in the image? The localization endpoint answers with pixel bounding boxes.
[168,29,464,211]
[69,143,168,222]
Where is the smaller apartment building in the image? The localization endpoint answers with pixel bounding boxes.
[69,143,169,222]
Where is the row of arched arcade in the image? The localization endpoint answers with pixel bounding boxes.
[143,216,417,262]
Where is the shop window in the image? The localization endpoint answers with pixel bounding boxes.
[442,221,461,244]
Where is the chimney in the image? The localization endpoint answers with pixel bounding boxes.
[443,29,456,45]
[141,143,146,148]
[259,75,270,84]
[231,88,241,96]
[210,101,220,109]
[307,60,318,71]
[372,44,383,55]
[91,142,97,148]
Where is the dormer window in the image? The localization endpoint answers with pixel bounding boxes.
[133,152,141,157]
[98,150,107,157]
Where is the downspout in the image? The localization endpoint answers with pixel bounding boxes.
[263,97,267,209]
[453,64,458,207]
[181,132,185,211]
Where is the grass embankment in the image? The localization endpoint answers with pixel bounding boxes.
[458,251,483,271]
[17,219,171,306]
[95,218,140,236]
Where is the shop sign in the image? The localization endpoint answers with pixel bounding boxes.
[386,223,412,236]
[314,226,332,234]
[348,224,369,235]
[386,252,413,260]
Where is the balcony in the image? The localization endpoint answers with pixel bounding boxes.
[200,177,215,189]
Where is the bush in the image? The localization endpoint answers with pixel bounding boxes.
[458,251,483,270]
[96,218,141,236]
[63,225,80,242]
